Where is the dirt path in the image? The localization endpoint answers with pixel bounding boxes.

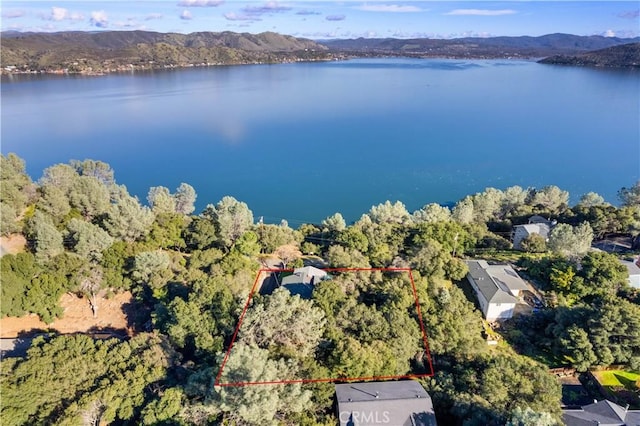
[0,234,26,257]
[0,291,134,338]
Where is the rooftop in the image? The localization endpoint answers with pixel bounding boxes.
[465,260,521,304]
[563,399,640,426]
[336,381,437,426]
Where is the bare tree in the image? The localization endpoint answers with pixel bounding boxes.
[274,244,302,268]
[79,266,104,318]
[81,398,106,426]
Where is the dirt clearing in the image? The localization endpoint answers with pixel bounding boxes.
[0,291,134,338]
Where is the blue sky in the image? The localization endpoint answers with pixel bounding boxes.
[1,1,638,39]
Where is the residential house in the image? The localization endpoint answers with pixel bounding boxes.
[620,257,640,288]
[563,399,640,425]
[335,380,437,426]
[512,215,556,250]
[465,260,529,321]
[280,266,327,298]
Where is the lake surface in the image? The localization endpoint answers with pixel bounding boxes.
[2,59,639,224]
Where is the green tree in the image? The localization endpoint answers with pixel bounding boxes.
[39,163,77,192]
[240,287,326,359]
[174,182,197,215]
[327,245,371,269]
[184,217,217,250]
[103,186,155,242]
[65,218,114,261]
[619,181,640,207]
[256,223,302,253]
[413,203,451,223]
[322,212,346,232]
[1,202,20,235]
[160,275,236,361]
[1,153,35,231]
[329,336,398,378]
[132,250,173,293]
[500,185,531,218]
[215,343,312,425]
[203,196,253,250]
[26,211,64,263]
[530,185,569,215]
[147,212,189,250]
[367,200,412,224]
[581,251,628,295]
[147,186,176,214]
[68,176,111,220]
[140,388,185,425]
[37,185,71,225]
[336,227,369,252]
[506,406,556,426]
[0,253,39,317]
[452,196,474,224]
[1,333,175,425]
[519,233,547,253]
[578,192,607,208]
[559,325,597,371]
[70,159,115,186]
[547,222,593,258]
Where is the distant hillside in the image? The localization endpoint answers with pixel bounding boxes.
[319,33,640,59]
[1,30,330,74]
[538,43,640,68]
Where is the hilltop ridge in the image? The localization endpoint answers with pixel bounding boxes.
[2,30,639,74]
[538,42,640,68]
[1,30,331,74]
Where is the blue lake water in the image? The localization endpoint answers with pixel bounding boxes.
[2,58,639,224]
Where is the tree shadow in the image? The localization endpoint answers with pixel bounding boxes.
[85,325,129,339]
[614,373,638,391]
[121,299,153,333]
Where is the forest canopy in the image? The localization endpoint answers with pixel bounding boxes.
[1,153,639,425]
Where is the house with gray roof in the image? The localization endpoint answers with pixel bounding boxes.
[280,266,327,299]
[465,260,529,321]
[512,216,556,250]
[563,399,640,425]
[335,380,437,426]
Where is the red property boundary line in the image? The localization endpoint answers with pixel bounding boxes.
[214,267,434,387]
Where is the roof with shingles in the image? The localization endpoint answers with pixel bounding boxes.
[335,381,437,426]
[563,399,640,426]
[465,260,518,304]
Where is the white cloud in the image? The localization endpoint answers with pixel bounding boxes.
[243,2,292,14]
[178,0,223,7]
[180,10,193,20]
[603,29,616,37]
[224,12,259,21]
[51,7,67,21]
[326,14,346,21]
[145,13,163,21]
[2,10,25,19]
[49,7,84,22]
[356,4,423,13]
[445,9,517,16]
[90,10,108,27]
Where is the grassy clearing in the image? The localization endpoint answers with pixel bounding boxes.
[593,370,640,389]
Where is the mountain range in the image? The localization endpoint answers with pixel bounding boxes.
[318,33,640,59]
[538,42,640,68]
[2,30,639,74]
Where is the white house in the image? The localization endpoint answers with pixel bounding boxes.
[511,216,556,250]
[620,257,640,288]
[465,260,529,321]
